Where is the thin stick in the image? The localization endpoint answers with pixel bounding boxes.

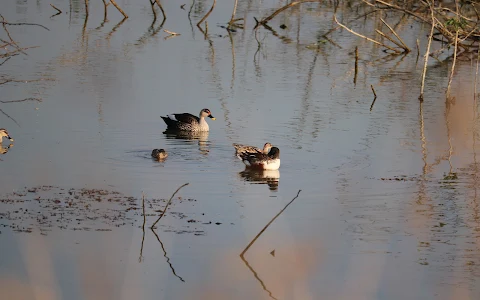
[240,190,301,257]
[84,0,89,17]
[475,47,480,100]
[380,17,411,52]
[50,4,62,14]
[150,228,185,282]
[0,21,49,31]
[0,108,20,127]
[197,0,216,27]
[354,46,358,86]
[370,85,378,111]
[110,0,128,18]
[150,183,189,229]
[255,0,321,29]
[333,15,401,54]
[139,192,146,262]
[1,97,42,103]
[416,39,420,57]
[164,29,180,35]
[371,84,377,98]
[419,0,435,102]
[142,192,146,230]
[229,0,238,25]
[154,0,166,21]
[375,29,405,49]
[102,0,109,22]
[446,30,459,98]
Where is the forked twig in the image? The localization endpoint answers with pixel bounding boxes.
[370,84,378,111]
[333,15,401,53]
[50,4,63,14]
[380,17,411,52]
[150,183,189,228]
[240,190,302,257]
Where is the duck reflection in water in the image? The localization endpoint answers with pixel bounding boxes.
[239,169,280,191]
[163,130,210,155]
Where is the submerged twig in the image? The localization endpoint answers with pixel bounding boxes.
[0,97,42,103]
[475,48,480,100]
[150,183,189,229]
[110,0,129,18]
[50,4,63,14]
[255,0,321,29]
[240,190,302,257]
[139,192,146,262]
[240,255,278,300]
[197,0,216,27]
[154,0,166,22]
[354,46,358,86]
[150,228,185,282]
[0,108,20,127]
[370,84,378,111]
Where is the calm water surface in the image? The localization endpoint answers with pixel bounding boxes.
[1,1,480,299]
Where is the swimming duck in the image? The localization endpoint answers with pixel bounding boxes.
[161,108,215,132]
[151,149,168,160]
[0,128,13,143]
[238,147,281,170]
[233,142,272,158]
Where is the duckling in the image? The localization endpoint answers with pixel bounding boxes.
[151,149,168,160]
[0,128,13,143]
[161,108,215,132]
[233,142,272,158]
[238,146,281,170]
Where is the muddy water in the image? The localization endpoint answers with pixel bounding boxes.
[1,1,480,299]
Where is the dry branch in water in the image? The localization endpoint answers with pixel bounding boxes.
[154,0,166,22]
[240,190,302,257]
[255,0,321,29]
[50,4,62,14]
[197,0,216,27]
[150,183,189,229]
[110,0,129,18]
[333,15,401,54]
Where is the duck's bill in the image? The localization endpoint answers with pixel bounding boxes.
[209,115,216,120]
[8,136,13,142]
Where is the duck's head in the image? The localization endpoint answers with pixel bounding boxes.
[0,128,13,142]
[200,108,216,120]
[268,147,280,159]
[151,148,168,160]
[263,142,272,154]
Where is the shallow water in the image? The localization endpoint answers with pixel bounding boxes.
[1,1,480,299]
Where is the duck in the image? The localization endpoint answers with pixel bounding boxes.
[233,142,272,158]
[151,149,168,160]
[237,146,281,170]
[0,128,13,143]
[161,108,215,132]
